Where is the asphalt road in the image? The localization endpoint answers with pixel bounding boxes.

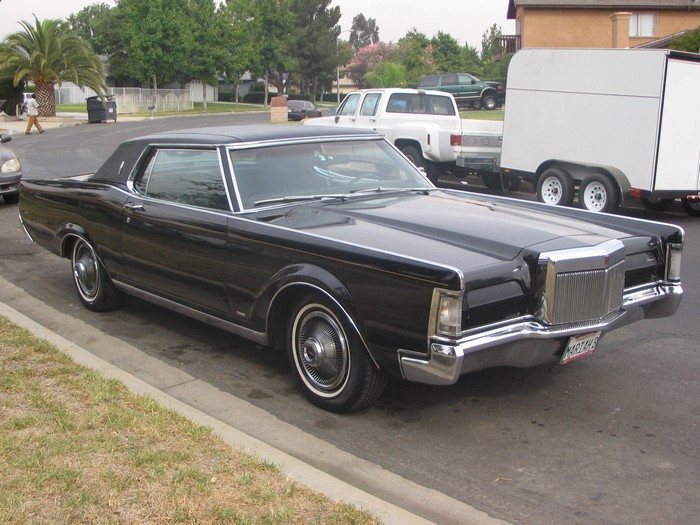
[2,114,699,525]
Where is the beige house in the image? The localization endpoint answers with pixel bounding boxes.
[502,0,700,52]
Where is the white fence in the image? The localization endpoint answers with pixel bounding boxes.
[55,85,195,114]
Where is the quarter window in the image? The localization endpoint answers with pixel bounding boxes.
[629,13,656,37]
[133,148,228,210]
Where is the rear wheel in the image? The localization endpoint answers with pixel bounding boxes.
[578,174,619,213]
[71,238,124,312]
[641,197,675,212]
[536,167,574,206]
[288,295,386,412]
[682,198,700,217]
[401,144,438,183]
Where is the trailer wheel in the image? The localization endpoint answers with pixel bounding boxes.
[578,174,619,213]
[536,167,574,206]
[681,198,700,217]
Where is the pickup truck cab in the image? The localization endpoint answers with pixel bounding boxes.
[305,88,468,182]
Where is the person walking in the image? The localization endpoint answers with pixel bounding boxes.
[24,94,44,135]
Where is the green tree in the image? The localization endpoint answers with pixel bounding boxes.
[220,0,256,102]
[185,0,228,110]
[66,2,114,55]
[291,0,341,99]
[118,0,194,91]
[670,27,700,53]
[365,61,406,88]
[0,18,107,117]
[431,32,465,72]
[349,13,379,52]
[244,0,295,103]
[346,42,396,90]
[480,23,502,62]
[394,29,434,85]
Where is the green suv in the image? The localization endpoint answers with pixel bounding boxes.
[417,73,504,110]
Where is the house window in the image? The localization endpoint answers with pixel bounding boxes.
[629,13,656,37]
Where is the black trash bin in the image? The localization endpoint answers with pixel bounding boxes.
[86,95,117,123]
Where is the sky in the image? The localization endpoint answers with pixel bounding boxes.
[0,0,514,49]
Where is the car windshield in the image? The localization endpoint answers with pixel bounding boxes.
[229,138,433,209]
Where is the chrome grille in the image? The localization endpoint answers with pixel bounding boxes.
[539,240,626,325]
[548,261,625,324]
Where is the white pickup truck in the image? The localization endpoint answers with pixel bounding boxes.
[304,88,503,184]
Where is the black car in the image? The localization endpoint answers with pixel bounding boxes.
[287,99,323,121]
[18,125,684,412]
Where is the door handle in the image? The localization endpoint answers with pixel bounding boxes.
[124,203,144,212]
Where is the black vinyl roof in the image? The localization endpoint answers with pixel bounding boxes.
[92,124,379,183]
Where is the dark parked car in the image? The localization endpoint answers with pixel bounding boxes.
[0,134,22,203]
[418,73,505,110]
[18,125,684,412]
[288,99,323,121]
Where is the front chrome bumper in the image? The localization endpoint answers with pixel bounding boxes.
[398,281,683,386]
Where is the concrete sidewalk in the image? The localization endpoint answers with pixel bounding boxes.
[0,276,508,525]
[0,112,146,135]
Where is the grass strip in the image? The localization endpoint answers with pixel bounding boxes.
[0,316,380,525]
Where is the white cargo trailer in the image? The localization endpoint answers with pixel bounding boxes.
[492,48,700,215]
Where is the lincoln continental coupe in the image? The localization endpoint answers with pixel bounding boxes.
[19,125,684,412]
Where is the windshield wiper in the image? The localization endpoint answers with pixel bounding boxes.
[253,194,347,207]
[348,186,433,195]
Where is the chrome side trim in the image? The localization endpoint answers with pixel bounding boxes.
[113,280,267,346]
[399,280,683,385]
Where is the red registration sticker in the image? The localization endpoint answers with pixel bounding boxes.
[560,331,601,365]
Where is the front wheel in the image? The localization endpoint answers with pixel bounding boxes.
[288,296,386,412]
[536,167,574,206]
[578,174,619,213]
[682,198,700,217]
[71,238,124,312]
[482,94,498,110]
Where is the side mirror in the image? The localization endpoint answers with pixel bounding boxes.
[334,115,340,123]
[1,134,12,144]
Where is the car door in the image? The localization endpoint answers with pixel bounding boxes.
[332,92,363,127]
[353,91,383,130]
[121,146,233,317]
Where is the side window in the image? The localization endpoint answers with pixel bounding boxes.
[458,74,475,86]
[428,95,455,116]
[442,74,459,86]
[387,94,409,113]
[132,148,228,210]
[360,93,382,116]
[338,93,361,116]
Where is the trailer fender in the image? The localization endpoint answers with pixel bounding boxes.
[535,161,631,198]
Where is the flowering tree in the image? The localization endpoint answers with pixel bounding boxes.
[346,42,396,89]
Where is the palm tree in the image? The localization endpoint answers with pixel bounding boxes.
[0,18,107,117]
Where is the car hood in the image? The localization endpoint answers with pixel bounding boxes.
[254,190,630,273]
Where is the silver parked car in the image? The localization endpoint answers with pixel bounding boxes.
[0,134,21,204]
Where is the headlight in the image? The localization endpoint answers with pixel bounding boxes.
[432,289,463,337]
[1,158,21,173]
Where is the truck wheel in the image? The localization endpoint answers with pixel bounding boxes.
[578,174,619,213]
[401,144,438,183]
[71,238,124,312]
[641,197,674,212]
[482,95,498,110]
[288,295,387,413]
[536,167,574,206]
[681,198,700,217]
[471,100,482,110]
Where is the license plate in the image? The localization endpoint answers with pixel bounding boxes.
[561,331,601,365]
